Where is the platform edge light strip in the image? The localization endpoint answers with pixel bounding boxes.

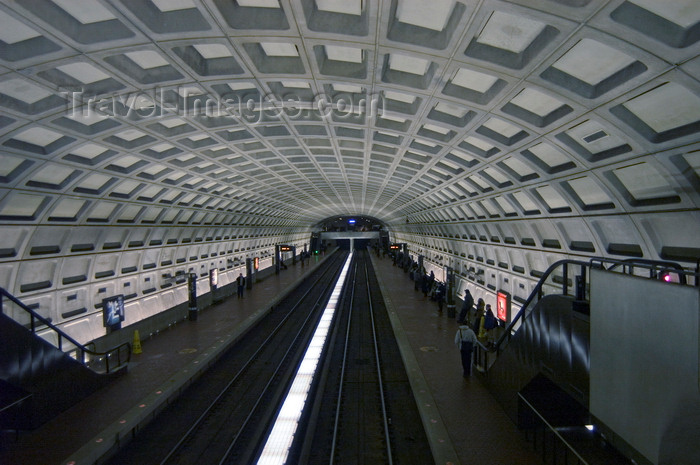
[256,252,354,465]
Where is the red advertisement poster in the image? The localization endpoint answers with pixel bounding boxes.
[497,291,509,322]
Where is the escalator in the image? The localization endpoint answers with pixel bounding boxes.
[474,258,697,465]
[480,293,631,464]
[484,294,590,421]
[0,288,130,430]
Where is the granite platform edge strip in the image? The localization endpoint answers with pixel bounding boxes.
[370,253,461,465]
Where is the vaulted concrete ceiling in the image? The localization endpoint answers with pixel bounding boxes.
[1,0,699,279]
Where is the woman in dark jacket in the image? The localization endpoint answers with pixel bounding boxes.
[472,298,485,333]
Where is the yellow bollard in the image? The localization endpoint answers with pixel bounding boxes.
[132,329,142,354]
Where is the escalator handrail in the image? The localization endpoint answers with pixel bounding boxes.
[487,255,696,356]
[594,257,688,284]
[488,258,589,355]
[0,287,131,373]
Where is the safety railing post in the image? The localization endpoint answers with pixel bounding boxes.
[562,263,568,296]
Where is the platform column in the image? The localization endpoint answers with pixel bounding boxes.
[445,266,456,318]
[246,258,254,290]
[275,245,280,274]
[188,272,198,321]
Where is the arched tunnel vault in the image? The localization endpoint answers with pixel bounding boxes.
[0,0,698,341]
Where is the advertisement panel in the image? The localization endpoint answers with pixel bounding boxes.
[102,294,125,328]
[497,290,510,322]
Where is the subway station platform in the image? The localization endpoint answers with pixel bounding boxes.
[1,250,542,465]
[370,253,543,465]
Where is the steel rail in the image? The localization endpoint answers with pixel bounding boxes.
[158,253,345,465]
[329,261,357,465]
[220,253,348,465]
[366,262,394,465]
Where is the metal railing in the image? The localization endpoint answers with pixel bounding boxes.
[0,287,130,374]
[519,393,590,465]
[593,257,690,285]
[474,257,699,373]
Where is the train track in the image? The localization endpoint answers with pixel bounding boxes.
[106,249,431,465]
[293,249,433,465]
[105,251,348,465]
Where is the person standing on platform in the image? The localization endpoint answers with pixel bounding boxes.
[458,289,474,324]
[236,273,245,299]
[421,270,430,297]
[455,323,478,377]
[472,298,485,333]
[483,304,497,344]
[436,284,445,313]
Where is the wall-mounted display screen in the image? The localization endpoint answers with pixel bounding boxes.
[102,294,125,328]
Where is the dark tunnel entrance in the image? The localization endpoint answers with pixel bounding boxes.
[335,239,370,250]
